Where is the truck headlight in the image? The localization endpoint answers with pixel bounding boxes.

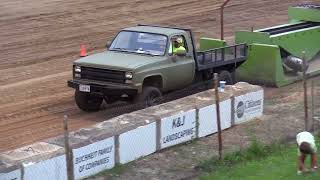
[74,73,81,78]
[125,72,133,80]
[74,66,81,73]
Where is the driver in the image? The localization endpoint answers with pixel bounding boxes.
[172,37,186,54]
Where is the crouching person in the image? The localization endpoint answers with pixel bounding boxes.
[296,131,318,175]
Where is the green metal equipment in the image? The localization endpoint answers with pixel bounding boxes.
[235,4,320,87]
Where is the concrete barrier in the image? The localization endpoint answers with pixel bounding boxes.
[0,162,20,180]
[47,125,116,179]
[159,109,196,149]
[95,113,157,165]
[23,155,66,180]
[228,82,264,124]
[118,122,156,164]
[0,82,264,180]
[0,142,65,180]
[198,99,232,138]
[73,137,114,179]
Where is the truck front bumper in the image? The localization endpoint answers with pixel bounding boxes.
[67,80,138,96]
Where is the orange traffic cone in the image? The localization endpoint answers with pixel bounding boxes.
[80,44,87,57]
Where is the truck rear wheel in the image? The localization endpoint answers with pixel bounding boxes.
[219,70,233,85]
[75,91,103,112]
[134,86,162,108]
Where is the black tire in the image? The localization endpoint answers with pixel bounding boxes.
[134,86,162,108]
[219,70,233,85]
[75,91,103,112]
[104,96,118,104]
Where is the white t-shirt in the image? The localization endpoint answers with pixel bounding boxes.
[296,131,317,154]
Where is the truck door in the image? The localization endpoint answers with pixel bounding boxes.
[164,35,195,91]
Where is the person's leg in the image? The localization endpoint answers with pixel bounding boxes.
[298,154,306,172]
[311,153,318,169]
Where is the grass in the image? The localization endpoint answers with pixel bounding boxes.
[198,136,320,180]
[84,163,131,180]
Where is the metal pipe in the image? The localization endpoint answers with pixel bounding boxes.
[220,0,231,40]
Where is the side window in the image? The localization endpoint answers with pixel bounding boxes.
[181,36,188,52]
[168,35,189,54]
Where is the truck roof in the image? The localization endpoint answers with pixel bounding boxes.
[123,26,186,36]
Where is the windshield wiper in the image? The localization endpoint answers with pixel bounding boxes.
[134,49,155,56]
[111,47,128,52]
[143,51,155,56]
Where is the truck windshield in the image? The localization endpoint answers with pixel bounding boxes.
[110,31,167,56]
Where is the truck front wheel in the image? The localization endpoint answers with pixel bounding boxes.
[134,86,162,108]
[75,91,103,112]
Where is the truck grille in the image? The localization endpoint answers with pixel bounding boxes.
[80,67,125,84]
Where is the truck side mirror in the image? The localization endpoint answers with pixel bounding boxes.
[106,41,112,49]
[176,49,187,57]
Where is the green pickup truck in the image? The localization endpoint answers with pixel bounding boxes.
[68,25,247,111]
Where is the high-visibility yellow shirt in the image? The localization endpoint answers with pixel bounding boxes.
[173,46,186,54]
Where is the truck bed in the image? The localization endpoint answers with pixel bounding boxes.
[196,43,247,71]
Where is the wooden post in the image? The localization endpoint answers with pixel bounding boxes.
[302,52,308,131]
[311,80,315,132]
[220,0,231,40]
[64,115,75,180]
[214,73,223,160]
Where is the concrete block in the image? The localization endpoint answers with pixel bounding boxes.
[119,122,156,164]
[0,142,64,165]
[47,126,114,149]
[160,109,196,149]
[23,155,66,180]
[224,82,263,96]
[0,161,21,180]
[96,113,156,164]
[73,136,115,179]
[165,88,232,109]
[133,98,198,150]
[95,113,156,135]
[198,99,232,138]
[234,89,264,124]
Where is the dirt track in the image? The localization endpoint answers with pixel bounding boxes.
[0,0,318,152]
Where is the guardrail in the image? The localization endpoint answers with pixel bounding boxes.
[197,44,247,70]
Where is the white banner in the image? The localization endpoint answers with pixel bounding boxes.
[0,169,21,180]
[119,122,156,164]
[73,137,115,179]
[198,99,231,138]
[234,90,264,124]
[160,109,196,149]
[23,155,66,180]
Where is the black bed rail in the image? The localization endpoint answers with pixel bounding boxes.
[196,43,247,70]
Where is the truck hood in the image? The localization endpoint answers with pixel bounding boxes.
[74,51,166,71]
